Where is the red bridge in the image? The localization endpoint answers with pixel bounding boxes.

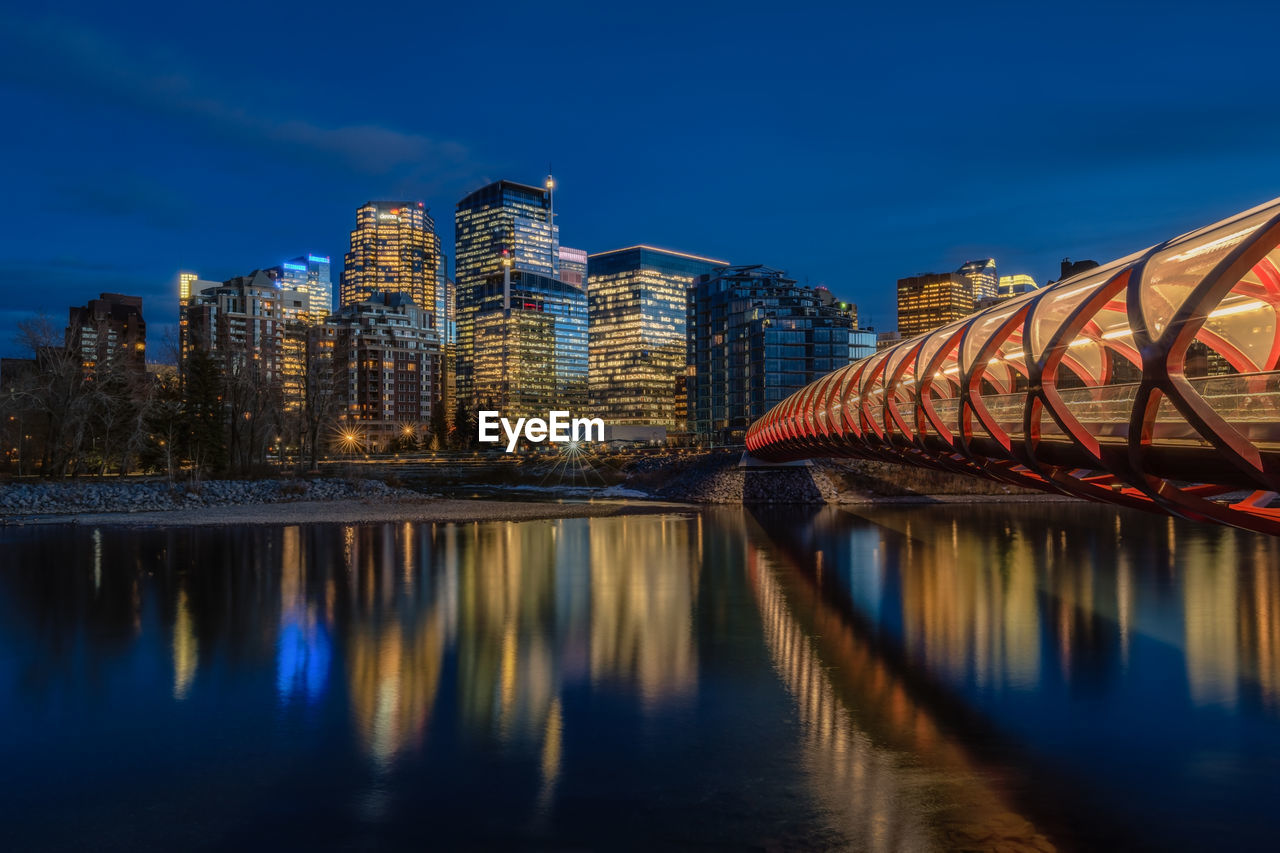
[745,197,1280,535]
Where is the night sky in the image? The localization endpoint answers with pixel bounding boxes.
[3,0,1279,358]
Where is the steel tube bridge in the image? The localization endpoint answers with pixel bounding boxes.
[745,197,1280,535]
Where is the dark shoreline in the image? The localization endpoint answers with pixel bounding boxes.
[0,496,698,528]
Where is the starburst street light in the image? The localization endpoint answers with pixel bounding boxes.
[337,430,363,456]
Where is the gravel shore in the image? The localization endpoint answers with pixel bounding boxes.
[0,477,696,527]
[2,496,694,528]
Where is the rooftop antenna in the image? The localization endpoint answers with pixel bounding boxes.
[546,164,557,278]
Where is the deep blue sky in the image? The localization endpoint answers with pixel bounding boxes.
[3,0,1280,358]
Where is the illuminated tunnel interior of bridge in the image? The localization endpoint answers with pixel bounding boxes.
[745,196,1280,534]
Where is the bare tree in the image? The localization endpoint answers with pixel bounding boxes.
[302,333,339,470]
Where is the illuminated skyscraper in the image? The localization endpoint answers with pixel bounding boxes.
[341,201,441,313]
[272,254,333,319]
[896,271,975,338]
[178,272,197,304]
[559,247,588,290]
[454,179,559,407]
[997,274,1039,299]
[465,270,587,418]
[587,246,727,431]
[688,266,856,445]
[957,258,997,301]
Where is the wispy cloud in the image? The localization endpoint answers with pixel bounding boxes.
[2,17,475,178]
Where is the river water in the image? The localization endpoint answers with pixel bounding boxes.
[1,504,1278,850]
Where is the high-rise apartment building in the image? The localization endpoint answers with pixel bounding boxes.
[559,247,588,290]
[463,270,587,418]
[66,293,146,381]
[957,258,998,301]
[271,254,333,319]
[587,245,727,431]
[178,272,197,304]
[688,265,857,445]
[896,271,975,338]
[454,179,558,407]
[312,292,444,450]
[181,270,284,380]
[341,201,441,312]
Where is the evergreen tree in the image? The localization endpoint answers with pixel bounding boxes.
[182,347,227,476]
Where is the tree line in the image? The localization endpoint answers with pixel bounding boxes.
[0,317,463,479]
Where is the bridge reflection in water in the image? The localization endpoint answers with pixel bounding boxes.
[746,196,1280,534]
[2,509,1279,849]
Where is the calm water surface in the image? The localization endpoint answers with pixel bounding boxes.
[1,505,1278,851]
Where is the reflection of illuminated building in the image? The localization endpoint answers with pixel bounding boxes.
[347,620,444,765]
[276,526,331,705]
[172,588,198,700]
[455,520,560,743]
[743,522,1054,850]
[1238,537,1280,709]
[895,517,1041,688]
[1183,534,1240,707]
[587,516,698,705]
[341,525,447,766]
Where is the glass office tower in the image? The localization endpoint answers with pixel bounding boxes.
[454,179,560,409]
[273,254,333,320]
[463,270,587,418]
[340,201,441,313]
[957,258,998,301]
[896,271,975,338]
[587,245,727,430]
[558,247,588,290]
[688,265,857,445]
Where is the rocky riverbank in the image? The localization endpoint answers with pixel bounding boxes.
[655,455,842,504]
[0,478,422,518]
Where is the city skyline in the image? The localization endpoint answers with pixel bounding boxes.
[5,2,1280,356]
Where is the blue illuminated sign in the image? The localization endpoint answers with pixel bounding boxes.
[283,263,306,271]
[307,255,329,263]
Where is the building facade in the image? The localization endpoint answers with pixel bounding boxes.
[587,246,728,431]
[271,254,333,319]
[66,293,146,381]
[688,265,856,445]
[312,292,443,451]
[454,179,558,408]
[896,271,975,338]
[181,271,284,380]
[957,258,998,301]
[558,247,588,290]
[998,273,1039,300]
[461,270,587,418]
[340,201,441,312]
